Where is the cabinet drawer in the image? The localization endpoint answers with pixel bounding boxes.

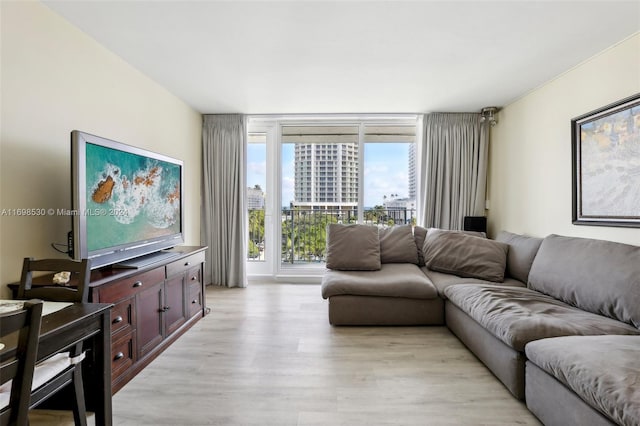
[186,266,201,285]
[166,251,205,278]
[99,267,165,302]
[112,331,136,380]
[110,298,135,335]
[188,283,203,317]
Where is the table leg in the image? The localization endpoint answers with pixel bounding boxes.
[93,310,112,426]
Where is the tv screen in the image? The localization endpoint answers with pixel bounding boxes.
[71,131,184,269]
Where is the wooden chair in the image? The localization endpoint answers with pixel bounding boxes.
[18,258,90,303]
[0,300,43,426]
[17,258,92,426]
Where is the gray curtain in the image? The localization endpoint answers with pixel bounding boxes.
[418,112,489,230]
[201,114,247,288]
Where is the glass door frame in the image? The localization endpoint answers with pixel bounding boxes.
[246,121,277,278]
[247,114,422,281]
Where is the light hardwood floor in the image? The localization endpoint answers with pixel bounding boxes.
[32,283,541,425]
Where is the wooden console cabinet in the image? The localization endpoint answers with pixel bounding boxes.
[87,246,207,393]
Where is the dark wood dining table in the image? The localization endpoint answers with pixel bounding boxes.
[1,301,114,426]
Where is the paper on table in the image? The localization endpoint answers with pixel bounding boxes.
[41,301,74,316]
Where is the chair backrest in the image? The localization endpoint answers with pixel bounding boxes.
[18,258,91,303]
[0,300,43,426]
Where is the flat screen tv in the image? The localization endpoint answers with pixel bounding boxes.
[71,130,184,269]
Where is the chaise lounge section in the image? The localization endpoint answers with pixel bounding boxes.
[321,224,444,325]
[322,263,443,325]
[525,335,640,426]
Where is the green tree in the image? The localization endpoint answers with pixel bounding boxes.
[364,205,387,224]
[248,240,260,259]
[281,208,339,263]
[248,209,265,244]
[248,209,265,259]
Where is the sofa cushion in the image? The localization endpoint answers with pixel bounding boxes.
[528,234,640,328]
[495,231,543,283]
[416,228,486,266]
[379,225,419,264]
[444,284,640,351]
[526,335,640,426]
[413,226,428,266]
[321,263,438,300]
[423,230,508,282]
[421,267,525,299]
[326,224,380,271]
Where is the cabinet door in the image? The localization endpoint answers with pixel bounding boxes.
[136,281,164,358]
[164,275,187,335]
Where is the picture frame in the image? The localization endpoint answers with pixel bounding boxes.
[572,93,640,227]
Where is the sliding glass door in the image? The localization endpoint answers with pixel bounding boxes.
[281,125,359,266]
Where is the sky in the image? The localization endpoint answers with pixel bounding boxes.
[247,142,413,208]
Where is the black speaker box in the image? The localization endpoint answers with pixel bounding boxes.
[463,216,487,233]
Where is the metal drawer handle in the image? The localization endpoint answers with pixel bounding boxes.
[113,352,124,361]
[191,276,197,281]
[191,299,198,304]
[112,316,123,324]
[184,261,191,266]
[133,281,143,288]
[160,306,171,312]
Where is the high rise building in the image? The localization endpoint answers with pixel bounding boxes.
[292,143,358,210]
[247,186,265,210]
[408,143,416,200]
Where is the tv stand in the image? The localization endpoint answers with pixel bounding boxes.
[90,246,206,393]
[112,251,180,269]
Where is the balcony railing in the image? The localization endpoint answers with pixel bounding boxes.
[248,207,417,263]
[281,208,416,264]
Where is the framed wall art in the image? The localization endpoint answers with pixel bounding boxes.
[572,93,640,227]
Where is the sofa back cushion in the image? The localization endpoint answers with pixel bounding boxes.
[423,229,508,282]
[528,234,640,328]
[326,224,381,271]
[413,226,428,266]
[379,225,419,264]
[495,231,543,283]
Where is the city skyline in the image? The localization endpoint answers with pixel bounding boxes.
[247,142,414,208]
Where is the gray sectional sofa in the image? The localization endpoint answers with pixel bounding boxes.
[320,224,640,426]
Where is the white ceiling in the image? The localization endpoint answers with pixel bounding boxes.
[44,1,640,115]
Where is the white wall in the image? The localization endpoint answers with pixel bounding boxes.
[488,33,640,246]
[0,2,202,296]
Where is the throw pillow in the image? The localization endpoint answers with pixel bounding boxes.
[413,225,487,266]
[326,224,381,271]
[423,230,508,282]
[421,228,486,265]
[379,225,419,264]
